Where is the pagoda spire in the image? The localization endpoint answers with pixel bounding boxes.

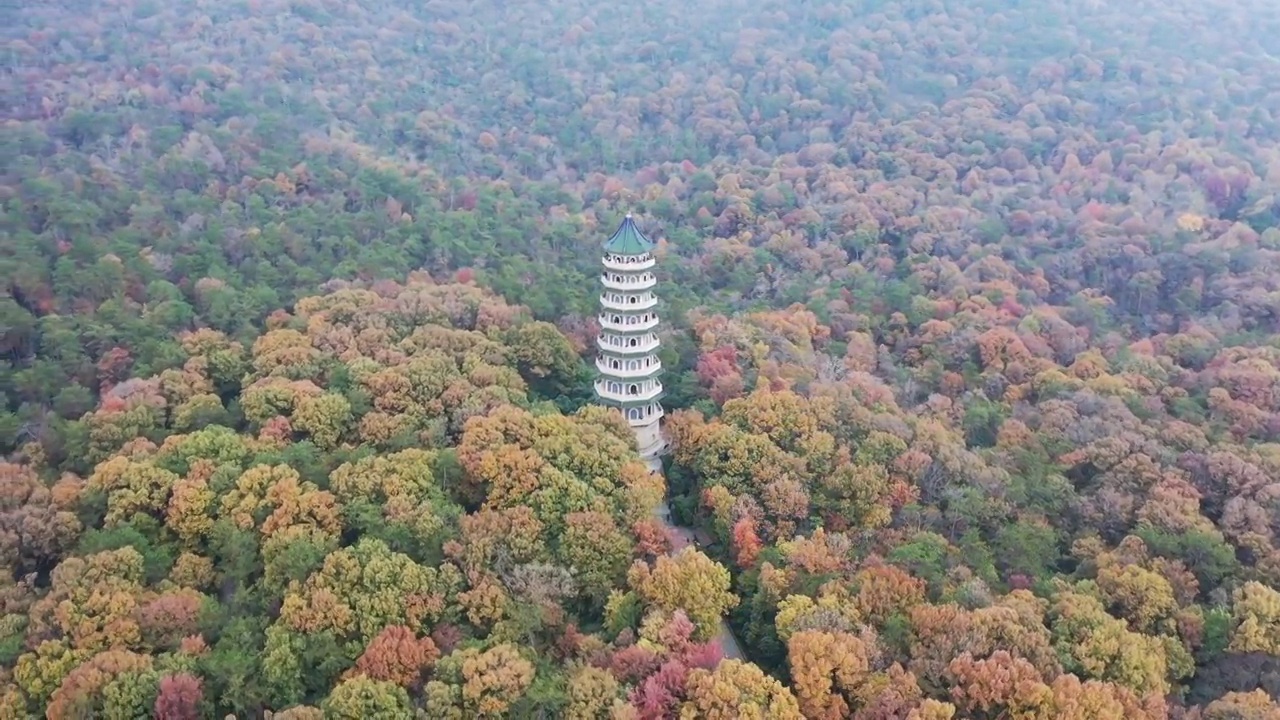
[594,213,667,470]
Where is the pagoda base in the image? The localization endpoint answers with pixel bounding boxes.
[636,427,667,474]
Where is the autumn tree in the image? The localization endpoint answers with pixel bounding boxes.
[0,462,81,576]
[1229,582,1280,655]
[321,675,413,719]
[787,629,873,718]
[423,643,536,718]
[347,625,440,689]
[625,548,738,642]
[154,674,203,720]
[679,659,803,719]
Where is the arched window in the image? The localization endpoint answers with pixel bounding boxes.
[609,382,622,394]
[610,359,620,369]
[628,408,642,420]
[628,338,637,347]
[627,296,637,304]
[611,315,621,324]
[628,383,639,395]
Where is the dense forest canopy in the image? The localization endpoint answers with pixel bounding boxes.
[4,0,1280,716]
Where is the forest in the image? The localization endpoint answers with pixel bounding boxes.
[3,0,1280,716]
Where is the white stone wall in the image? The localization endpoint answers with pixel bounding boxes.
[635,420,663,456]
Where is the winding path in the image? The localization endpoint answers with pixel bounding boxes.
[653,499,746,660]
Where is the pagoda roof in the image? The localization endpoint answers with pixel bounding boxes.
[603,213,655,255]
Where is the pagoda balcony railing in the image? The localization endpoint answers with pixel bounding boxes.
[597,334,660,354]
[616,400,664,424]
[601,273,657,291]
[601,293,658,312]
[599,314,660,333]
[595,379,664,403]
[603,254,655,272]
[596,356,663,378]
[626,406,665,427]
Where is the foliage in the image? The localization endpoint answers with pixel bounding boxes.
[5,0,1280,715]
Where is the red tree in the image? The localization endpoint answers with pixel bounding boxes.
[731,517,762,569]
[154,674,202,720]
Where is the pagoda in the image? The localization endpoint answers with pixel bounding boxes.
[594,213,667,471]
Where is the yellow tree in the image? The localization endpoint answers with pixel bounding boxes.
[627,548,738,642]
[457,404,660,530]
[164,460,217,547]
[558,511,634,605]
[248,328,322,382]
[86,456,179,527]
[787,629,873,718]
[24,548,148,656]
[1048,590,1172,697]
[1201,690,1280,720]
[565,666,624,720]
[320,675,413,719]
[1094,561,1178,634]
[1228,581,1280,654]
[218,464,341,541]
[178,328,247,390]
[679,659,803,720]
[423,644,536,718]
[279,539,462,644]
[292,392,352,449]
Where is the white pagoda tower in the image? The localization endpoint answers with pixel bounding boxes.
[595,213,667,471]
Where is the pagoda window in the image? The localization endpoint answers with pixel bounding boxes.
[628,338,638,347]
[611,315,621,323]
[610,359,620,369]
[628,408,642,420]
[628,383,639,395]
[608,381,622,394]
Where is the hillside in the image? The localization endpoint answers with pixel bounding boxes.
[4,0,1280,716]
